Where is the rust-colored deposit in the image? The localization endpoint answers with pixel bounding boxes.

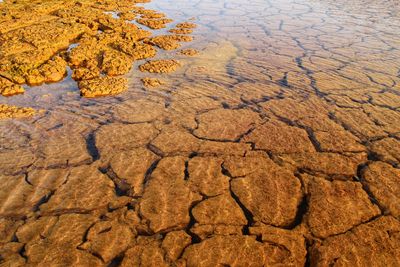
[1,0,400,266]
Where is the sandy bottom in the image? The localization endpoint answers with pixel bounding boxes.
[0,0,400,266]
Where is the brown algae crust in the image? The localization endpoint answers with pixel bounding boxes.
[78,77,128,98]
[0,104,35,119]
[176,22,197,28]
[139,59,181,73]
[141,77,165,88]
[0,0,196,98]
[169,28,193,34]
[179,48,199,56]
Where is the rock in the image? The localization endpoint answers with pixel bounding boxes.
[223,151,276,177]
[162,230,192,261]
[24,214,102,266]
[192,193,247,226]
[16,216,58,243]
[39,165,116,214]
[0,242,26,266]
[194,109,261,141]
[0,148,35,176]
[96,123,159,161]
[109,148,160,196]
[363,105,400,134]
[0,219,24,242]
[0,174,48,218]
[182,235,267,266]
[333,108,386,139]
[231,164,303,227]
[120,236,168,267]
[188,157,230,196]
[79,220,134,263]
[151,125,202,154]
[197,141,250,156]
[27,168,70,191]
[278,152,367,179]
[34,131,92,168]
[261,97,329,122]
[311,216,400,266]
[304,175,380,238]
[313,71,367,93]
[297,114,344,132]
[111,99,166,123]
[139,157,201,233]
[233,81,281,102]
[370,138,400,165]
[0,0,193,98]
[250,224,307,266]
[370,92,400,109]
[150,125,251,156]
[191,224,243,240]
[314,130,365,152]
[363,162,400,218]
[243,120,315,153]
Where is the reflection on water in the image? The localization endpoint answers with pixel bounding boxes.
[1,0,400,265]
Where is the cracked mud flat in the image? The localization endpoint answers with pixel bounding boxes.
[1,0,400,266]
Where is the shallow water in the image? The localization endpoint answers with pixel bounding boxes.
[1,0,400,265]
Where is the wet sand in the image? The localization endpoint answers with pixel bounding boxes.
[1,0,400,266]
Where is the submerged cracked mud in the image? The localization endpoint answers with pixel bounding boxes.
[1,0,400,266]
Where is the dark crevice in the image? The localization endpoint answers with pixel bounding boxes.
[221,164,232,177]
[33,190,55,212]
[185,201,203,244]
[189,152,198,158]
[222,102,230,109]
[18,244,28,262]
[24,173,33,186]
[143,159,161,186]
[222,164,254,235]
[184,160,190,181]
[304,238,313,267]
[86,132,100,161]
[295,55,327,98]
[100,167,131,197]
[286,194,308,229]
[147,143,164,157]
[78,247,104,263]
[229,182,254,235]
[356,163,386,214]
[305,128,323,152]
[366,150,381,161]
[278,72,290,87]
[108,255,124,267]
[236,125,257,142]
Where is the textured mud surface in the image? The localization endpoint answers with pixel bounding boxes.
[1,0,400,266]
